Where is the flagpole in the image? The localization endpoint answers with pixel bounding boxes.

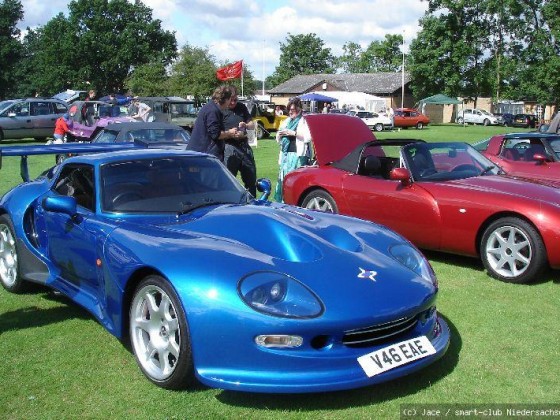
[241,61,244,97]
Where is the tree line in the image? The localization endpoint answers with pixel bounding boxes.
[0,0,558,107]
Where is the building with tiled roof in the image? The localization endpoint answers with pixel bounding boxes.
[268,72,414,109]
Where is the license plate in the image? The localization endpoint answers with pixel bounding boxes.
[357,336,436,377]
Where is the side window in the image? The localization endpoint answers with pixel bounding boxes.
[53,165,96,212]
[30,102,51,116]
[10,102,30,117]
[53,102,68,114]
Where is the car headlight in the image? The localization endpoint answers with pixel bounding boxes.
[390,244,437,286]
[238,271,324,318]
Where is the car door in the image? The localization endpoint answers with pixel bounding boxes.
[463,109,473,123]
[29,101,59,138]
[339,144,443,249]
[340,175,442,249]
[39,164,102,293]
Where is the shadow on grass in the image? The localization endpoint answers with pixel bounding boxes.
[216,315,461,410]
[0,291,91,335]
[423,249,559,285]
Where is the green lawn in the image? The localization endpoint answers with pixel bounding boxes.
[1,124,558,419]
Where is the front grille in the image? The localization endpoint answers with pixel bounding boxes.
[342,315,419,348]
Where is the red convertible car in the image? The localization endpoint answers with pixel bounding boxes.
[474,132,560,184]
[283,114,560,284]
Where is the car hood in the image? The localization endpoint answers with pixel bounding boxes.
[425,174,560,205]
[112,203,436,316]
[304,114,375,166]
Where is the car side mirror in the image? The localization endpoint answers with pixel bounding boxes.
[8,112,16,118]
[389,167,412,186]
[533,154,548,165]
[256,178,272,201]
[42,196,79,218]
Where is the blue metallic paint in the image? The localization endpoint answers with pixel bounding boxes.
[0,146,450,393]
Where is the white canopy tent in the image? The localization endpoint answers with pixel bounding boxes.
[309,91,386,112]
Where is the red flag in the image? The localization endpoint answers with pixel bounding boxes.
[216,60,243,81]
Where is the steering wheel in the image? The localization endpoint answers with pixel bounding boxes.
[452,164,479,173]
[112,192,144,207]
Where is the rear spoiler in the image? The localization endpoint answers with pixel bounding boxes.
[0,140,187,182]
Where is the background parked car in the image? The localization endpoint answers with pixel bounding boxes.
[348,110,392,131]
[393,108,430,129]
[512,113,538,128]
[456,108,499,126]
[67,100,136,141]
[91,121,190,144]
[134,96,198,132]
[0,98,68,141]
[495,112,514,126]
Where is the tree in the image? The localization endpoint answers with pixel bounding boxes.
[409,1,494,105]
[125,61,170,96]
[0,0,23,99]
[167,43,219,101]
[338,42,365,73]
[267,33,335,87]
[18,0,177,96]
[361,34,404,72]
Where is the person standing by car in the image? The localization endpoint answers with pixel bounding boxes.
[85,89,97,101]
[222,87,257,196]
[50,113,73,144]
[274,97,312,202]
[187,85,235,161]
[132,98,153,122]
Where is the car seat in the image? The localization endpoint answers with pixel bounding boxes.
[502,148,520,161]
[523,144,546,161]
[360,155,382,177]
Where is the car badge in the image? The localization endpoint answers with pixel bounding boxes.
[358,268,377,282]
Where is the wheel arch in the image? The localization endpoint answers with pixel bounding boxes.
[475,211,546,257]
[120,266,167,339]
[297,186,333,207]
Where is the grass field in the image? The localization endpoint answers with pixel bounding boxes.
[1,124,558,419]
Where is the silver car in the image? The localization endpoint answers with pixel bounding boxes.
[0,98,68,141]
[456,108,499,126]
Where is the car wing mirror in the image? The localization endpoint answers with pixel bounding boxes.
[42,196,79,218]
[8,112,16,117]
[533,154,548,164]
[256,178,272,201]
[389,167,412,186]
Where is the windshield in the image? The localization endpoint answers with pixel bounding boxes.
[0,100,15,112]
[94,128,190,144]
[402,142,502,181]
[101,155,247,213]
[170,102,197,117]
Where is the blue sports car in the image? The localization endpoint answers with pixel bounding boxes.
[0,146,450,393]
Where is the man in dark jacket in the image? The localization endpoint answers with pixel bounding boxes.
[222,87,257,196]
[187,85,236,161]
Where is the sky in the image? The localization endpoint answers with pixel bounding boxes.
[18,0,428,80]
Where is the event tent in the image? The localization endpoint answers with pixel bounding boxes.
[309,91,386,112]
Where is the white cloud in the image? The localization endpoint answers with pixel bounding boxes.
[18,0,427,78]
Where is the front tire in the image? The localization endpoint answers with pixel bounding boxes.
[0,215,28,293]
[374,123,383,132]
[483,118,490,126]
[416,122,424,129]
[256,122,265,139]
[129,275,194,389]
[480,217,547,283]
[301,190,338,213]
[457,117,464,124]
